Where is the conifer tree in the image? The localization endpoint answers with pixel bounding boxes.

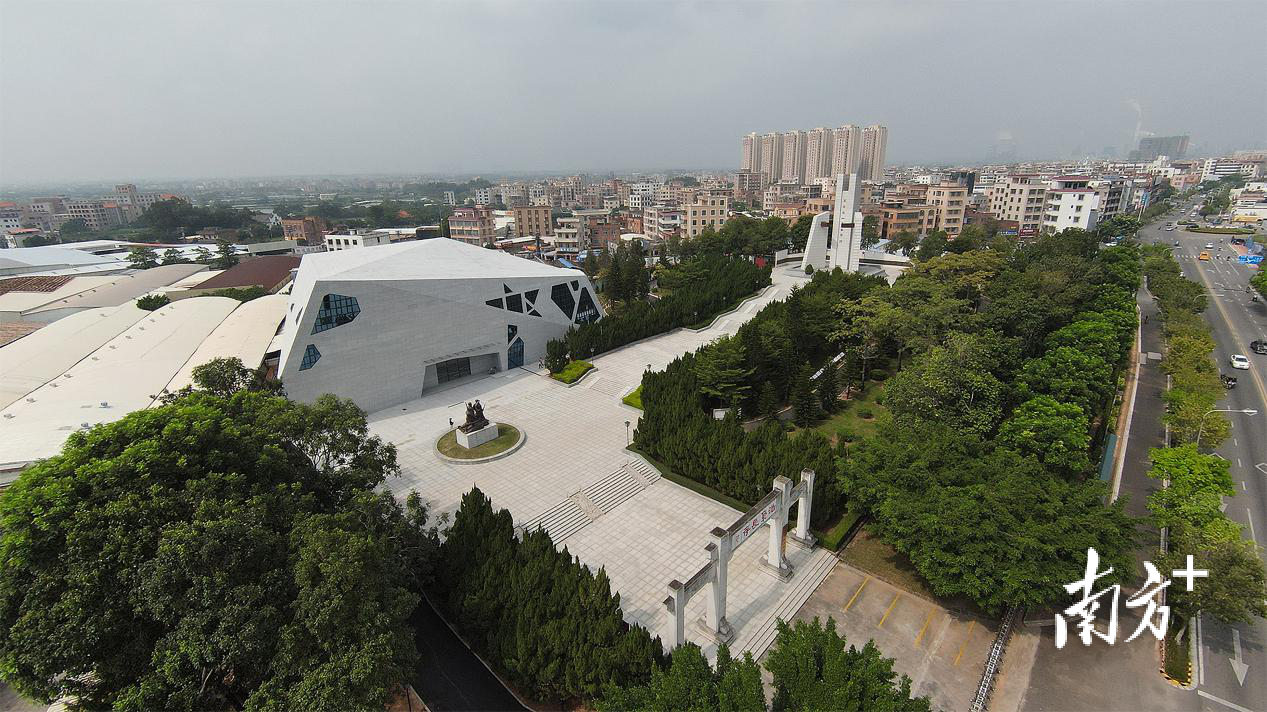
[817,362,839,413]
[791,364,822,426]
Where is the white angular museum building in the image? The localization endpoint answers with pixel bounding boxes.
[278,239,603,412]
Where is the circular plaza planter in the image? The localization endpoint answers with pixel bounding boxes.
[435,423,525,464]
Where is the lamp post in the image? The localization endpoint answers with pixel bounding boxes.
[1196,407,1258,448]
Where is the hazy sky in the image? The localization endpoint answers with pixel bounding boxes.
[2,0,1264,183]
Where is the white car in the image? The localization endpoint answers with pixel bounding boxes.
[1230,354,1251,370]
[1206,242,1215,249]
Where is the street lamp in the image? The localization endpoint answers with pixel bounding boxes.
[1196,408,1259,448]
[624,420,631,447]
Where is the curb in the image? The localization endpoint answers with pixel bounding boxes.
[435,424,526,465]
[550,363,596,388]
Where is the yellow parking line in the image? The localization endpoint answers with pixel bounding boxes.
[877,593,900,629]
[953,620,977,666]
[914,610,935,647]
[843,576,870,612]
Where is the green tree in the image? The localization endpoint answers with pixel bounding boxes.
[160,247,190,265]
[693,335,754,409]
[127,246,160,270]
[0,390,437,710]
[817,362,840,413]
[59,218,91,236]
[135,293,171,311]
[212,238,240,269]
[599,643,763,712]
[1016,346,1113,420]
[998,396,1092,479]
[757,381,779,421]
[788,214,815,253]
[1157,523,1267,624]
[1251,268,1267,300]
[765,618,930,712]
[790,364,822,427]
[860,215,880,249]
[913,230,948,261]
[885,230,920,256]
[192,246,213,264]
[1145,445,1236,530]
[544,338,569,373]
[885,332,1004,436]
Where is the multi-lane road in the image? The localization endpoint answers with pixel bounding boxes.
[1144,211,1266,712]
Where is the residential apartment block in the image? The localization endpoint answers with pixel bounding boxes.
[923,183,969,237]
[282,216,330,243]
[511,205,553,238]
[858,125,888,182]
[448,205,495,246]
[988,175,1047,236]
[681,193,731,239]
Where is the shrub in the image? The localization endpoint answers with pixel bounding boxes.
[550,360,594,384]
[135,293,170,311]
[836,427,856,443]
[869,368,889,381]
[857,408,874,419]
[804,264,815,275]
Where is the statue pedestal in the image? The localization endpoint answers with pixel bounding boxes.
[456,423,499,449]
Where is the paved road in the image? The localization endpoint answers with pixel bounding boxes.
[1152,212,1267,712]
[410,596,528,711]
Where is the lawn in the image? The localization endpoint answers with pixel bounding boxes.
[550,360,594,384]
[788,381,889,444]
[841,526,982,615]
[622,385,643,409]
[437,424,521,459]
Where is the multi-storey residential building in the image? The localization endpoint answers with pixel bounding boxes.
[831,125,862,177]
[443,191,457,206]
[681,193,730,239]
[924,183,969,237]
[1042,177,1101,232]
[448,205,495,246]
[282,216,330,243]
[988,175,1047,236]
[876,203,937,239]
[643,204,681,243]
[859,125,888,182]
[780,130,808,184]
[512,205,552,238]
[804,127,834,183]
[62,200,126,232]
[733,171,765,204]
[0,203,22,232]
[113,184,166,220]
[759,132,784,185]
[1201,158,1264,183]
[1130,135,1189,161]
[472,188,494,206]
[742,133,761,172]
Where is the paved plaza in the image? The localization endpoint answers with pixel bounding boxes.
[368,265,835,658]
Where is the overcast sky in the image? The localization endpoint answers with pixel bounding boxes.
[2,0,1264,183]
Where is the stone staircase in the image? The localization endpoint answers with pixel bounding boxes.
[583,467,645,514]
[733,549,838,658]
[522,458,665,543]
[522,497,590,543]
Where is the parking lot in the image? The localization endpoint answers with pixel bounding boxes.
[790,562,1001,711]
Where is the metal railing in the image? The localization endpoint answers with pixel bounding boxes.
[969,604,1022,712]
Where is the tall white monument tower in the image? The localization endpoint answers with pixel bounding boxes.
[800,173,864,273]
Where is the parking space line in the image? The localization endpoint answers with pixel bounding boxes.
[914,610,935,647]
[953,620,976,666]
[843,576,870,612]
[877,593,900,629]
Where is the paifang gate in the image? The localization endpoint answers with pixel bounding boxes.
[663,469,817,648]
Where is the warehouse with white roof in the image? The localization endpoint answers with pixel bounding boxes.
[278,239,603,411]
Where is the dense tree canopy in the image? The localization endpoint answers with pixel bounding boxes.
[0,386,437,710]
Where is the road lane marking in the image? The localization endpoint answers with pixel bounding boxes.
[1237,458,1243,467]
[877,593,900,629]
[953,620,976,666]
[1198,616,1205,685]
[1257,463,1267,476]
[1249,508,1257,544]
[1197,690,1255,712]
[914,610,934,647]
[843,576,870,612]
[1244,481,1248,491]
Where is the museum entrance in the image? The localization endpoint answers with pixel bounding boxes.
[435,356,472,384]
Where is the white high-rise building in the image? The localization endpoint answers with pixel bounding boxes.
[804,128,834,183]
[780,130,808,184]
[859,125,888,181]
[830,125,862,177]
[759,132,783,185]
[741,133,761,172]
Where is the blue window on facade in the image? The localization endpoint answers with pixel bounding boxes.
[508,337,524,369]
[299,344,321,371]
[506,293,523,313]
[311,294,360,334]
[575,288,599,324]
[551,283,575,318]
[507,324,517,343]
